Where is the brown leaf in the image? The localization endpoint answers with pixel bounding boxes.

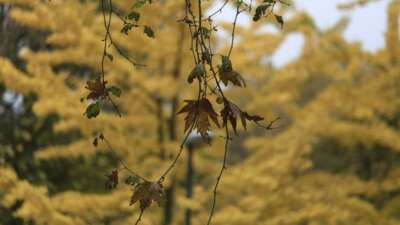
[130,181,165,210]
[200,97,220,127]
[85,77,107,100]
[220,101,240,133]
[130,182,150,205]
[93,137,98,147]
[178,98,220,139]
[218,56,245,87]
[220,100,264,134]
[197,111,211,138]
[219,69,245,87]
[178,100,197,132]
[148,182,165,207]
[139,198,152,211]
[105,169,118,189]
[243,112,264,122]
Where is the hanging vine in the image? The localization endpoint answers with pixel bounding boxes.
[84,0,286,224]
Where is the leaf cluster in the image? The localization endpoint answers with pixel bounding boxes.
[120,1,155,38]
[253,0,285,27]
[83,77,121,119]
[86,0,283,224]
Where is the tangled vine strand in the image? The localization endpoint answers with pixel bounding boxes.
[89,0,284,225]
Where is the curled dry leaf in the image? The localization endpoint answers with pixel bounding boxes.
[220,100,264,134]
[93,137,98,147]
[130,181,165,210]
[187,64,206,84]
[105,169,119,190]
[178,98,220,139]
[218,56,245,87]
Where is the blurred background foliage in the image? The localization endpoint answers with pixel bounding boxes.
[0,0,399,225]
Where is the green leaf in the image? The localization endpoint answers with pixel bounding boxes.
[253,4,271,22]
[221,55,232,71]
[85,102,100,119]
[127,11,140,22]
[121,24,132,34]
[131,0,146,9]
[143,26,155,38]
[107,86,122,97]
[274,14,284,28]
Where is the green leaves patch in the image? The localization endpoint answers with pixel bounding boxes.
[85,102,100,119]
[252,0,285,28]
[122,8,155,39]
[131,0,147,9]
[107,86,122,97]
[127,11,140,22]
[253,4,272,22]
[121,23,138,35]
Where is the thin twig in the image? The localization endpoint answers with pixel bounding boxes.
[159,79,203,181]
[228,3,241,57]
[158,125,194,181]
[158,0,209,183]
[107,96,122,117]
[255,117,280,130]
[194,2,234,225]
[110,10,146,67]
[206,124,230,225]
[134,210,144,225]
[101,0,112,83]
[205,0,229,20]
[101,135,148,181]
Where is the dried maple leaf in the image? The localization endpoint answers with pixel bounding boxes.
[130,181,165,210]
[219,69,245,87]
[218,56,245,87]
[221,100,264,134]
[178,98,219,139]
[105,169,119,189]
[86,77,107,100]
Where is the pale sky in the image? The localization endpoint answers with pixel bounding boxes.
[209,0,391,67]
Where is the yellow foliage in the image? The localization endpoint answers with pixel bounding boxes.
[0,1,399,225]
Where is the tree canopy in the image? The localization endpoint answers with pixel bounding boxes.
[0,1,399,225]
